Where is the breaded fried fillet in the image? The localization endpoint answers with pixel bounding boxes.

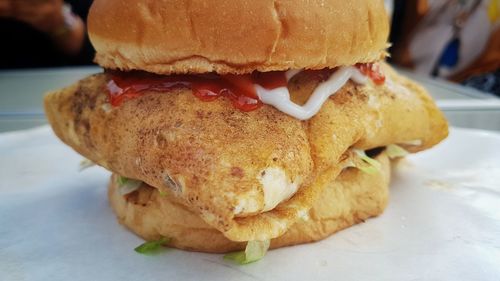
[44,63,447,242]
[108,152,390,253]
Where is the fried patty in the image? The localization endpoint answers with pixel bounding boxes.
[108,151,390,253]
[44,63,448,242]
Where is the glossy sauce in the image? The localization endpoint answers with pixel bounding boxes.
[256,66,368,120]
[107,71,291,111]
[106,63,385,118]
[356,63,386,85]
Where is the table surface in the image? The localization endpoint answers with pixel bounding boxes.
[1,66,500,132]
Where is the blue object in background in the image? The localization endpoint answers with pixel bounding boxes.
[438,37,461,68]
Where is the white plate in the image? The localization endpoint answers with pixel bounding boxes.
[1,126,499,281]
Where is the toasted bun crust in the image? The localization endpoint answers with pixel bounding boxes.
[88,0,390,74]
[108,153,390,253]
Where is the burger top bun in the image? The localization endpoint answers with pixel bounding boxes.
[88,0,389,74]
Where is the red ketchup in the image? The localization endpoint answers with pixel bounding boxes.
[355,63,386,85]
[106,71,288,111]
[106,63,385,111]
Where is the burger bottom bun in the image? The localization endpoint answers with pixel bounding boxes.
[108,153,391,253]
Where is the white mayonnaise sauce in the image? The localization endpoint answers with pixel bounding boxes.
[255,67,368,120]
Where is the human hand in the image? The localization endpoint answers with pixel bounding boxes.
[8,0,66,34]
[0,0,12,18]
[0,0,85,55]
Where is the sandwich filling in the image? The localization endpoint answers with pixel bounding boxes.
[107,63,385,120]
[44,61,448,244]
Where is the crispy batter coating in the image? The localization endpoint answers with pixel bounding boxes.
[108,152,390,253]
[44,63,448,242]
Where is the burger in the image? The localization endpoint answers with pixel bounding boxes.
[44,0,448,262]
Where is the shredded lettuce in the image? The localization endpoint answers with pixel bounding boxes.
[116,176,142,195]
[224,240,270,265]
[353,149,381,174]
[342,160,356,170]
[357,164,379,175]
[78,159,95,171]
[386,144,409,159]
[400,139,422,146]
[134,237,170,255]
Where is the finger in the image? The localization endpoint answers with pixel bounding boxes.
[12,1,49,22]
[0,0,12,17]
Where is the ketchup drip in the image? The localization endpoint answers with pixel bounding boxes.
[106,63,385,111]
[355,63,386,85]
[107,71,288,111]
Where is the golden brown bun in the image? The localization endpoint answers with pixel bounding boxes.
[88,0,390,74]
[108,152,390,253]
[44,63,448,242]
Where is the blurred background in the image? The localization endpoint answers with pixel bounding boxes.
[0,0,499,132]
[0,0,94,68]
[387,0,499,96]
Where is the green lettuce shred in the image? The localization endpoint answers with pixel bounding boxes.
[386,144,409,159]
[134,237,171,255]
[78,158,95,171]
[116,176,143,195]
[353,149,381,174]
[400,139,422,146]
[224,240,270,265]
